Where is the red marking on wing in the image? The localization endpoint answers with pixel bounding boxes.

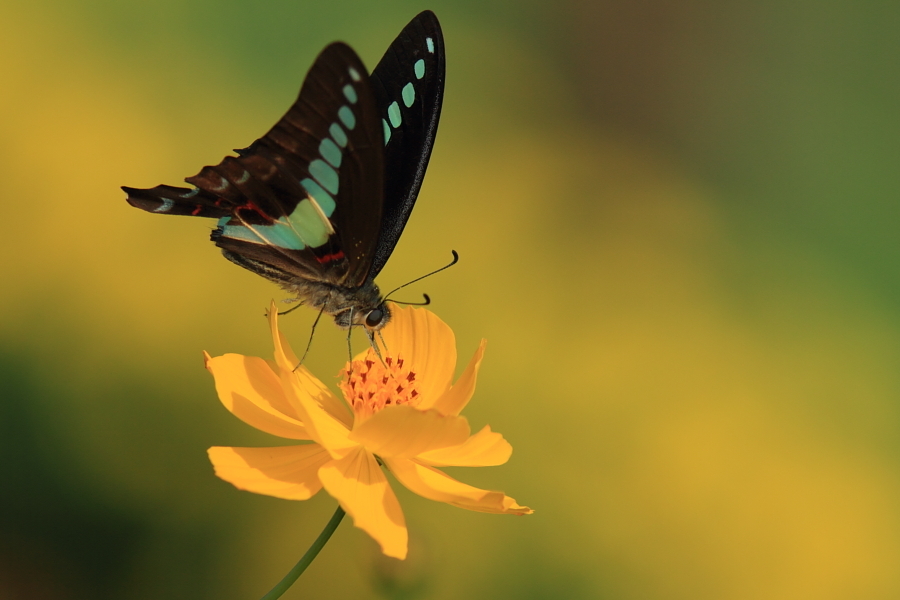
[235,201,274,222]
[315,250,345,264]
[192,205,203,216]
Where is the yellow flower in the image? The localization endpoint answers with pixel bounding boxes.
[205,302,531,559]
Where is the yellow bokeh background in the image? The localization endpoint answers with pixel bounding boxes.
[2,1,899,598]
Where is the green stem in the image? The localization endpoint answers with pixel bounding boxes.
[260,505,346,600]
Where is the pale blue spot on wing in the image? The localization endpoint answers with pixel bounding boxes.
[221,223,262,244]
[154,198,174,212]
[338,106,356,130]
[212,176,229,192]
[388,101,402,128]
[414,59,425,79]
[220,215,332,251]
[261,222,307,250]
[329,123,348,148]
[382,119,391,145]
[217,201,333,250]
[402,82,415,108]
[301,178,336,217]
[237,170,250,184]
[221,221,306,250]
[426,37,434,53]
[348,67,361,82]
[286,199,330,248]
[309,159,339,195]
[181,187,199,198]
[319,138,342,168]
[342,84,358,104]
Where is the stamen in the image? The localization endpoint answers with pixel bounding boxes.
[338,350,421,422]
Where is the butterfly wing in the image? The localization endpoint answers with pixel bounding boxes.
[123,42,385,289]
[368,10,446,278]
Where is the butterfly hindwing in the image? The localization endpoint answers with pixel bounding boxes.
[369,10,446,277]
[124,42,385,288]
[123,183,233,219]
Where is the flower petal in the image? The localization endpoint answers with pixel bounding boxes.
[266,300,353,427]
[268,300,300,372]
[318,446,408,559]
[416,425,512,467]
[426,340,486,415]
[205,352,310,440]
[385,458,532,515]
[208,445,330,500]
[349,405,471,458]
[379,305,456,406]
[280,368,357,458]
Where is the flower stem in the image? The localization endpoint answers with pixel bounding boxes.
[260,505,346,600]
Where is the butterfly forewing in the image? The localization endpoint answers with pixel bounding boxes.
[123,13,446,333]
[369,10,445,277]
[124,43,385,288]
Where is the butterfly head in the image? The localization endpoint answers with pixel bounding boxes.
[364,305,389,330]
[332,301,391,332]
[328,280,392,333]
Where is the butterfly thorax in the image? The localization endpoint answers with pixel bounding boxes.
[299,278,390,331]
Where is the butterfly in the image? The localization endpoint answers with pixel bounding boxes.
[123,11,445,340]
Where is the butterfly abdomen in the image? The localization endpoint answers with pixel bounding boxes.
[219,249,389,331]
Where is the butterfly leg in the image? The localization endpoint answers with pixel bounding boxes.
[367,328,384,363]
[345,307,355,362]
[278,299,306,317]
[376,330,390,358]
[294,305,325,371]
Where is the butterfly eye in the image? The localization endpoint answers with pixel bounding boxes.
[365,308,385,329]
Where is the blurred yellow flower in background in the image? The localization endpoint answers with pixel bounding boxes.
[205,302,531,560]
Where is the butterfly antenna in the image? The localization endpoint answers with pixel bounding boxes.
[388,294,431,306]
[383,250,459,303]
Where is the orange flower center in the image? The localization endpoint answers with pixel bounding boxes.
[339,353,421,421]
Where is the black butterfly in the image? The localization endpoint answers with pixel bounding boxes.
[123,11,445,338]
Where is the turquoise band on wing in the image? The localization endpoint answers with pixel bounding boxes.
[319,138,342,168]
[383,52,429,145]
[301,178,336,216]
[402,83,415,108]
[217,192,333,250]
[218,216,307,250]
[388,101,402,127]
[338,106,356,130]
[329,123,348,147]
[342,84,358,104]
[216,63,373,253]
[309,159,339,195]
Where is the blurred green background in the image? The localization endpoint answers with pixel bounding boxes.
[2,0,900,598]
